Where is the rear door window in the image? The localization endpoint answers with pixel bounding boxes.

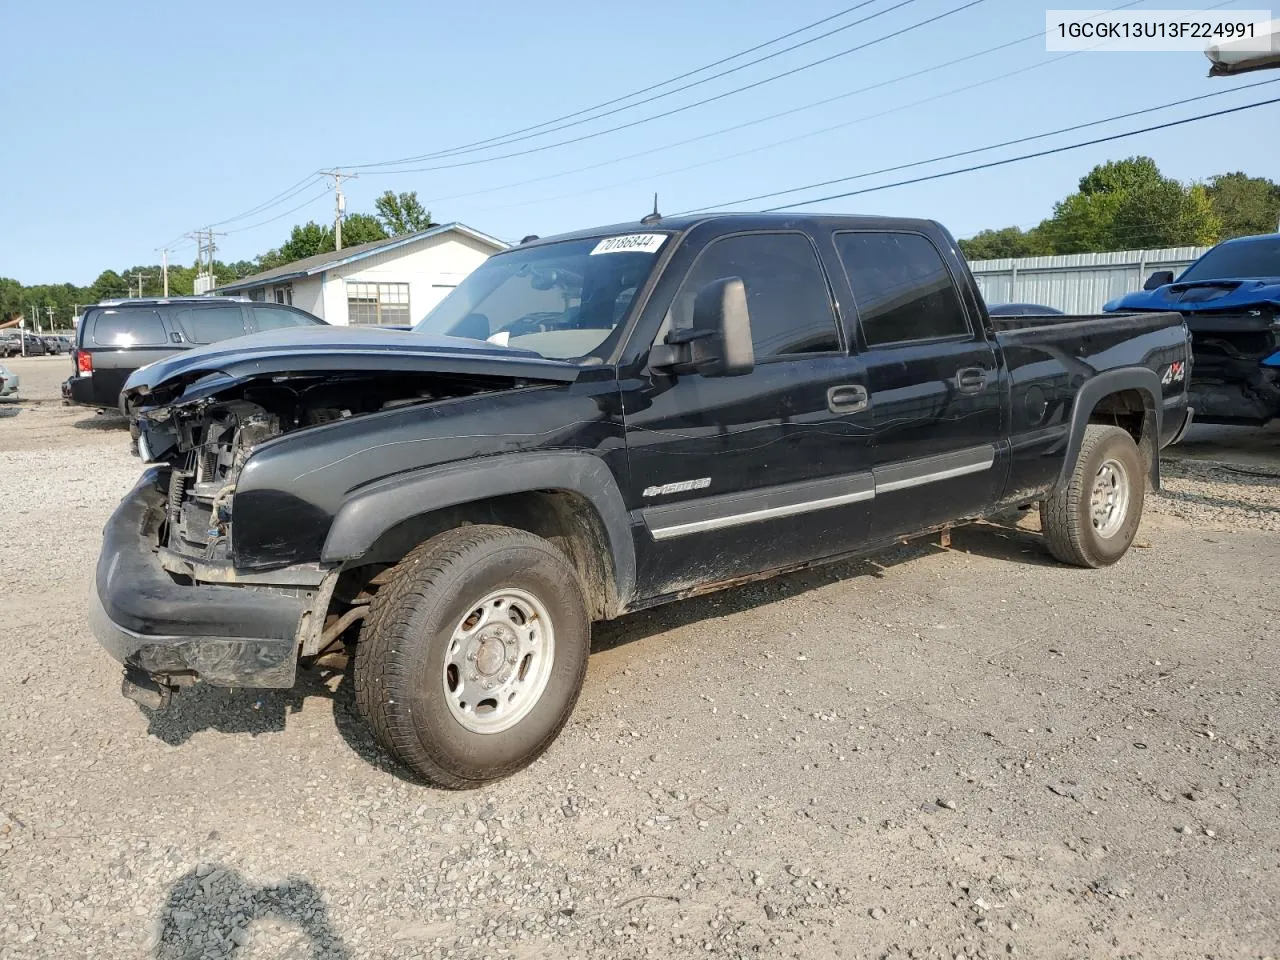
[252,305,320,331]
[90,309,167,347]
[173,304,249,344]
[835,232,971,346]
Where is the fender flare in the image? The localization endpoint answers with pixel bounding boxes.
[321,451,636,613]
[1058,367,1163,492]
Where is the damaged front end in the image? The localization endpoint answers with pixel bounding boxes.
[1183,308,1280,424]
[92,328,581,705]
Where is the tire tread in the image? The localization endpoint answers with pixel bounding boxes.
[353,525,587,788]
[1040,424,1141,568]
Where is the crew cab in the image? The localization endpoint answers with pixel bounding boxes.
[90,213,1192,788]
[1106,232,1280,424]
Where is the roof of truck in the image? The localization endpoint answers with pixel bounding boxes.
[519,212,946,248]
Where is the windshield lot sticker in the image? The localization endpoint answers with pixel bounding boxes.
[591,234,667,256]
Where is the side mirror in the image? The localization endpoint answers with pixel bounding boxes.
[1143,270,1174,291]
[649,277,754,377]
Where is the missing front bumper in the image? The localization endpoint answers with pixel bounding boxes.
[89,469,314,690]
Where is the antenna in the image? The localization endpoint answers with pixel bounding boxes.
[640,193,661,225]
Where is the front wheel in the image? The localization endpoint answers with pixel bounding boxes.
[1040,424,1145,568]
[353,525,590,788]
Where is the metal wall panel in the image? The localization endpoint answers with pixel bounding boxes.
[969,246,1211,314]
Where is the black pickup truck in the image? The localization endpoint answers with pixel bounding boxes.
[91,213,1192,788]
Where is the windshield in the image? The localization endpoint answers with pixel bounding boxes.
[1179,236,1280,282]
[413,234,668,360]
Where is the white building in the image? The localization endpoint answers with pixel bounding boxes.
[215,222,507,325]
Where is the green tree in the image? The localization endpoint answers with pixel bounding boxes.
[1111,180,1221,249]
[1034,156,1222,253]
[1036,191,1126,254]
[89,270,128,301]
[339,213,388,246]
[1077,156,1164,197]
[1206,172,1280,238]
[278,222,333,262]
[958,226,1045,260]
[1,277,26,321]
[374,190,435,236]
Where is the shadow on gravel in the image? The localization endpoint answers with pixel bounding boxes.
[73,412,128,430]
[140,671,334,745]
[0,405,20,418]
[948,520,1059,568]
[1157,486,1280,515]
[592,522,1055,655]
[328,675,428,785]
[154,865,349,959]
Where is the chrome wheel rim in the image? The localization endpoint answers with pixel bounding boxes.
[1090,458,1130,538]
[443,587,555,735]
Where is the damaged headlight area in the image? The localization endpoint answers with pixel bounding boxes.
[158,399,286,562]
[132,368,522,566]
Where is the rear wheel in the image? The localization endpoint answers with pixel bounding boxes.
[1040,424,1145,568]
[353,525,590,788]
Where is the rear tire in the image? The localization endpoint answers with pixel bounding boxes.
[1040,424,1145,568]
[353,525,590,788]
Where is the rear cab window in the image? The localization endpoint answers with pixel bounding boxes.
[834,232,971,347]
[90,309,167,347]
[173,304,249,344]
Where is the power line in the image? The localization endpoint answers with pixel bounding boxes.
[753,95,1280,212]
[224,186,332,235]
[467,35,1129,216]
[354,0,894,166]
[351,0,919,168]
[685,77,1280,213]
[420,0,1158,209]
[424,29,1049,207]
[206,173,326,228]
[351,0,990,176]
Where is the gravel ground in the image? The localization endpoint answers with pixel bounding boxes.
[2,354,1278,960]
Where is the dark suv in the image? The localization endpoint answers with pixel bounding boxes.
[64,297,325,412]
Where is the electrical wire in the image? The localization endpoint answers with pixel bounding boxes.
[224,187,332,235]
[351,0,920,167]
[411,0,1157,212]
[683,77,1280,213]
[660,95,1280,214]
[207,173,327,228]
[418,28,1048,205]
[353,0,898,166]
[759,95,1280,210]
[350,0,989,175]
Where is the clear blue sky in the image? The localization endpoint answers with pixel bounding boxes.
[1,0,1276,285]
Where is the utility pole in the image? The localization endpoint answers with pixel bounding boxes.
[186,228,225,294]
[319,170,357,250]
[158,248,169,297]
[132,272,146,298]
[45,305,55,331]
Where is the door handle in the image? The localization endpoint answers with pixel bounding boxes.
[827,384,869,414]
[955,367,987,393]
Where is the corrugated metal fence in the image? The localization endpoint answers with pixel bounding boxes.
[969,246,1210,314]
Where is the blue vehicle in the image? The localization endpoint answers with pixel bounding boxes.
[1106,233,1280,424]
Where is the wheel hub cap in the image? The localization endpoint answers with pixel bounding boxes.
[472,629,513,677]
[1089,457,1130,538]
[443,588,555,735]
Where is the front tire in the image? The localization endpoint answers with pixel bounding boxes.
[353,525,590,788]
[1040,424,1145,568]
